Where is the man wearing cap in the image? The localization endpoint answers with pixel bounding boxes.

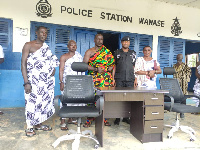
[112,36,137,125]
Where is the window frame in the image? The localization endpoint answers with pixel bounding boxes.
[0,18,13,52]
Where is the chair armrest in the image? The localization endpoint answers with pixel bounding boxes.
[54,95,61,115]
[184,95,200,100]
[95,95,104,116]
[182,95,200,104]
[164,95,174,112]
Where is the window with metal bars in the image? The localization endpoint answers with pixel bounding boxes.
[120,33,153,57]
[30,21,71,60]
[0,18,13,52]
[157,36,185,69]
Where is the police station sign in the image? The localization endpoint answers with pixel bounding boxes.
[60,6,133,23]
[35,0,183,36]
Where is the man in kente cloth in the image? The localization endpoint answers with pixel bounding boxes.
[173,54,191,118]
[21,26,59,137]
[173,54,191,95]
[83,33,115,127]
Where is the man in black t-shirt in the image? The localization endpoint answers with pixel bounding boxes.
[112,36,137,125]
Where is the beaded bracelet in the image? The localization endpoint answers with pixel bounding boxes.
[23,82,31,87]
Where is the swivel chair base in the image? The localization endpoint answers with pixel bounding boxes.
[52,118,100,150]
[165,113,196,141]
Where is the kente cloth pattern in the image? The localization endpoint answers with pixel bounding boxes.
[173,63,191,95]
[88,45,115,87]
[134,57,160,88]
[25,43,59,126]
[193,65,200,107]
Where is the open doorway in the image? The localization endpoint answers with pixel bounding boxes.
[98,32,120,54]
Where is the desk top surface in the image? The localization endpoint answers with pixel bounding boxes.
[96,87,169,93]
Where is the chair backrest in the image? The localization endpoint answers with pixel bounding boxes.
[62,75,95,104]
[159,78,184,103]
[163,67,176,77]
[71,62,88,72]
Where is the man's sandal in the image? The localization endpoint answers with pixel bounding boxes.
[25,128,36,137]
[104,119,111,126]
[60,123,68,131]
[83,119,92,128]
[67,118,78,125]
[35,125,52,131]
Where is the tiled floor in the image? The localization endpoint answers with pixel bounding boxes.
[0,107,200,150]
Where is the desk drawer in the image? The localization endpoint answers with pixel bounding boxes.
[104,92,144,101]
[144,120,163,134]
[144,93,164,105]
[145,106,164,120]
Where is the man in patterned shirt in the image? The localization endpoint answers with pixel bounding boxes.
[173,53,191,118]
[21,26,59,136]
[83,34,115,127]
[173,54,191,95]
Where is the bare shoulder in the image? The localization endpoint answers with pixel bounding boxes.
[25,40,36,46]
[85,47,94,53]
[22,40,36,52]
[83,47,96,63]
[60,53,71,62]
[85,47,96,56]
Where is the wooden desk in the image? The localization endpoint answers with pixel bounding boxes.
[95,87,168,146]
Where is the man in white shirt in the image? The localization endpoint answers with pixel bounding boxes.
[0,45,4,115]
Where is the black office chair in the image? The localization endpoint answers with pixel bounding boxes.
[52,62,103,149]
[159,67,200,141]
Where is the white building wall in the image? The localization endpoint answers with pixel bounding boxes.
[0,0,200,53]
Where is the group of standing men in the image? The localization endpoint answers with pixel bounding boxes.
[20,26,198,137]
[21,26,138,136]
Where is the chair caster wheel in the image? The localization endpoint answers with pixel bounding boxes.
[190,138,195,142]
[167,135,172,139]
[94,144,99,149]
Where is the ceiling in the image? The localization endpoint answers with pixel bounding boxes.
[154,0,200,9]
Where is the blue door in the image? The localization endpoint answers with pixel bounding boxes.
[74,30,97,57]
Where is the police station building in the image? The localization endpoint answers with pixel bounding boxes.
[0,0,200,107]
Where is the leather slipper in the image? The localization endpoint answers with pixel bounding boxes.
[35,125,52,131]
[60,123,68,131]
[25,128,36,137]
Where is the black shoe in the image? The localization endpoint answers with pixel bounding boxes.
[122,118,130,124]
[180,113,184,118]
[114,118,120,125]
